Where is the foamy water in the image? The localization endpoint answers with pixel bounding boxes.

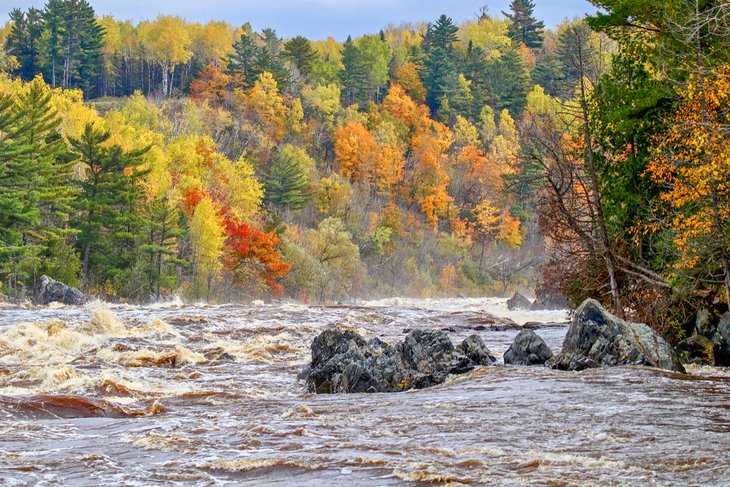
[1,299,729,486]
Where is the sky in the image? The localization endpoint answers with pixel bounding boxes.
[2,0,599,40]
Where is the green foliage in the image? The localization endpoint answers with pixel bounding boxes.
[340,36,369,107]
[283,35,319,78]
[503,0,545,48]
[420,14,459,112]
[264,151,312,213]
[484,49,531,117]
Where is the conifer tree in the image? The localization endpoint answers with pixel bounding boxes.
[227,25,260,88]
[484,48,531,117]
[420,15,459,112]
[6,8,44,81]
[503,0,545,49]
[264,152,311,213]
[340,36,369,107]
[283,35,319,77]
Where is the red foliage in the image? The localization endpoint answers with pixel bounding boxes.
[223,218,291,294]
[189,64,232,105]
[181,187,206,217]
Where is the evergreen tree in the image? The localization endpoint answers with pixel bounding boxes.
[0,92,35,294]
[13,77,78,282]
[283,35,319,77]
[420,14,459,112]
[339,36,369,107]
[503,0,545,49]
[255,28,290,88]
[484,49,531,117]
[264,152,311,213]
[6,8,44,81]
[69,123,149,284]
[227,25,261,89]
[532,53,566,98]
[40,0,66,87]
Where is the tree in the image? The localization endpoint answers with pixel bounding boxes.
[420,15,459,112]
[188,195,226,300]
[227,25,260,88]
[503,0,545,49]
[69,123,149,283]
[6,8,43,81]
[264,151,311,213]
[339,36,369,107]
[138,15,193,97]
[356,34,392,102]
[283,35,319,77]
[484,48,531,117]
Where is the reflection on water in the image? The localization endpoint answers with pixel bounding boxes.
[1,299,729,485]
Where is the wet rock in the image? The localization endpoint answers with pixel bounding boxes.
[33,275,88,306]
[507,292,533,311]
[549,299,685,372]
[459,335,496,365]
[305,329,490,393]
[531,284,571,310]
[712,313,730,366]
[503,330,554,366]
[676,335,713,365]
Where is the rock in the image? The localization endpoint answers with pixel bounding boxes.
[503,330,554,366]
[507,292,533,311]
[304,329,491,393]
[0,293,7,303]
[549,299,685,372]
[712,313,730,366]
[676,335,713,365]
[459,335,496,365]
[531,284,571,310]
[694,309,715,338]
[33,275,87,306]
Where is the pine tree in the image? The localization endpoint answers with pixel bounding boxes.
[255,28,290,88]
[40,0,66,87]
[484,48,531,117]
[227,25,260,88]
[69,123,149,283]
[264,152,311,213]
[283,35,319,77]
[6,8,44,81]
[503,0,545,49]
[340,36,369,107]
[420,15,459,112]
[0,92,35,294]
[139,194,184,300]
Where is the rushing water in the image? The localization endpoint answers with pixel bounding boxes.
[1,298,729,486]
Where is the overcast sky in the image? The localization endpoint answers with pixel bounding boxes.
[2,0,598,40]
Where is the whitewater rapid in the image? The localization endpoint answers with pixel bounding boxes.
[1,298,729,485]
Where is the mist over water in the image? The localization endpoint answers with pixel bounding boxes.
[1,299,729,485]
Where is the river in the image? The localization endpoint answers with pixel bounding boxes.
[1,298,729,485]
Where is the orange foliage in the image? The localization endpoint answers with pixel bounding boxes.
[393,62,426,103]
[189,63,232,105]
[223,218,291,294]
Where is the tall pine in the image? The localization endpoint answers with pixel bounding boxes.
[420,15,459,112]
[503,0,545,49]
[340,36,369,107]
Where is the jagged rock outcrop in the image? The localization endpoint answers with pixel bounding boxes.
[676,335,713,365]
[304,330,495,393]
[503,330,554,366]
[712,313,730,366]
[33,275,88,306]
[550,299,685,372]
[531,284,571,310]
[507,292,533,311]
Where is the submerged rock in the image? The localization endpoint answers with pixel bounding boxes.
[503,329,554,366]
[33,275,88,306]
[712,313,730,366]
[549,299,685,372]
[304,330,494,393]
[507,292,533,311]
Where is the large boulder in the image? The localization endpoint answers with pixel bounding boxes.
[712,313,730,366]
[304,330,494,393]
[507,292,533,311]
[550,299,685,372]
[503,330,554,366]
[33,275,88,306]
[531,283,571,311]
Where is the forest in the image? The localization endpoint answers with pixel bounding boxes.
[0,0,728,342]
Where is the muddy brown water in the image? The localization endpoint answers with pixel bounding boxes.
[1,298,729,486]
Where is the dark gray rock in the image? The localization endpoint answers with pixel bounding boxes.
[304,329,491,393]
[507,292,533,311]
[694,309,715,338]
[550,299,685,372]
[459,335,496,365]
[712,313,730,367]
[33,275,87,306]
[503,329,554,366]
[676,335,713,365]
[531,284,571,310]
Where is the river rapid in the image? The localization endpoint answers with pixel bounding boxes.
[1,298,729,486]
